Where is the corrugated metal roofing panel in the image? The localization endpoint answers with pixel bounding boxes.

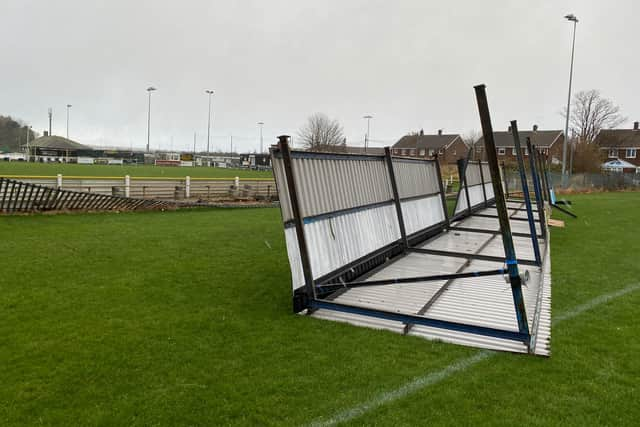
[310,209,552,356]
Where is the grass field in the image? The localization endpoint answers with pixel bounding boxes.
[0,161,272,179]
[1,193,639,425]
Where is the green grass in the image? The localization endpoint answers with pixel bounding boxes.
[1,193,639,426]
[0,161,272,179]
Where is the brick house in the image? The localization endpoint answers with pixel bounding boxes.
[473,125,564,164]
[392,129,467,164]
[594,121,640,167]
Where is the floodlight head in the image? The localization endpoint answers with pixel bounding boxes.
[67,104,72,108]
[258,121,264,125]
[564,14,578,22]
[363,115,373,119]
[147,86,157,92]
[205,89,214,95]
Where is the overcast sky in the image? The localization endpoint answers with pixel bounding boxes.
[1,0,638,152]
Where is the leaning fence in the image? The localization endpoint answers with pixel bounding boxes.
[0,177,179,214]
[0,175,278,201]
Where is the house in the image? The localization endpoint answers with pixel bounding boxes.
[473,125,564,164]
[392,129,467,163]
[342,146,385,155]
[594,121,640,167]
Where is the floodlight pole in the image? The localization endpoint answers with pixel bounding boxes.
[206,90,214,155]
[146,86,156,153]
[562,14,579,183]
[363,115,373,153]
[258,121,264,153]
[474,84,530,340]
[66,104,72,140]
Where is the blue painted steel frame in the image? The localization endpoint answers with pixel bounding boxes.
[510,121,542,265]
[310,299,530,343]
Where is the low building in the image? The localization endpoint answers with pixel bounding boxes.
[474,125,563,164]
[594,121,640,167]
[239,153,271,170]
[24,134,91,163]
[76,148,145,165]
[392,130,467,163]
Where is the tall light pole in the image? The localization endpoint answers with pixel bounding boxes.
[66,104,72,139]
[363,115,373,153]
[146,86,156,153]
[205,90,214,155]
[257,121,264,153]
[562,13,578,180]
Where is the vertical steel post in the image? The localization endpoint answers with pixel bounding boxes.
[526,139,547,239]
[433,154,450,228]
[278,135,316,304]
[385,147,409,249]
[477,160,488,206]
[501,161,509,199]
[537,149,553,203]
[474,84,530,338]
[457,154,472,215]
[511,122,541,265]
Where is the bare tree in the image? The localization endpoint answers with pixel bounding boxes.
[298,113,345,152]
[462,130,482,160]
[567,90,626,143]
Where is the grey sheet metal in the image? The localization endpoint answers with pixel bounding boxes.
[311,202,552,356]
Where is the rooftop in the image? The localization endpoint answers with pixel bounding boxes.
[476,128,563,148]
[393,131,462,150]
[594,123,640,148]
[25,135,91,151]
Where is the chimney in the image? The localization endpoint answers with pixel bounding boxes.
[508,125,512,133]
[438,129,443,136]
[634,121,639,131]
[533,124,538,132]
[44,130,49,137]
[419,129,424,136]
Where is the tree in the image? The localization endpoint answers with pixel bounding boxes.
[0,115,38,152]
[567,90,626,143]
[571,138,603,173]
[298,113,345,152]
[462,130,482,160]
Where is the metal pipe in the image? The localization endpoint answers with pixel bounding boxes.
[316,268,507,290]
[562,15,579,180]
[278,135,316,305]
[510,121,541,265]
[385,147,409,249]
[433,154,450,228]
[477,160,488,206]
[473,84,530,338]
[526,139,547,239]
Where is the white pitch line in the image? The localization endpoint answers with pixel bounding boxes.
[305,282,640,427]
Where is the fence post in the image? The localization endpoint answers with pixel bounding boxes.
[474,84,530,344]
[185,176,191,198]
[124,175,130,198]
[57,174,63,189]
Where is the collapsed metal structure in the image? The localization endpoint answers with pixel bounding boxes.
[271,85,555,355]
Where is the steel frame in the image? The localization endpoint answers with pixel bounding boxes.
[273,87,552,354]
